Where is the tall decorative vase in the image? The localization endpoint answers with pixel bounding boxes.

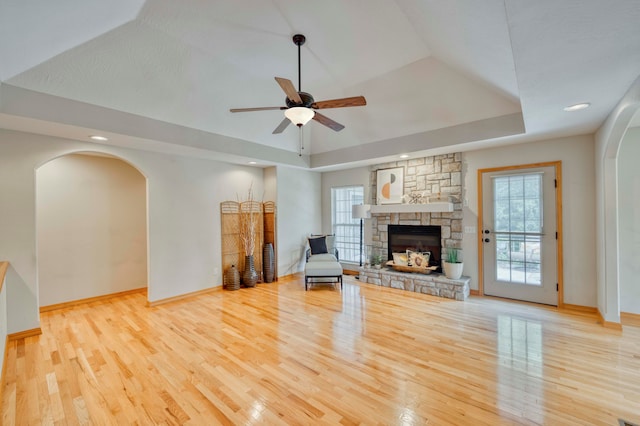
[263,243,275,283]
[224,264,240,291]
[242,255,258,287]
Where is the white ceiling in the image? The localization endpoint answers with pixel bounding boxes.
[1,0,639,169]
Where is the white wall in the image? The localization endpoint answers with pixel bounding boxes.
[0,129,264,332]
[37,154,147,306]
[321,166,372,235]
[321,166,372,267]
[618,127,640,314]
[276,166,322,276]
[263,167,277,202]
[464,135,596,306]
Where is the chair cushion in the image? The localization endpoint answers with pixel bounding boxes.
[308,236,328,255]
[308,253,338,262]
[305,261,343,276]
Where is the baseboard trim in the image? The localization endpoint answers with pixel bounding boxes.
[562,303,597,313]
[342,269,359,276]
[8,328,42,341]
[597,309,623,330]
[621,312,640,327]
[1,335,8,404]
[469,289,480,296]
[147,286,221,307]
[277,273,302,281]
[40,287,148,313]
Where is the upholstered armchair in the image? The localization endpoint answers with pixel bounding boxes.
[304,234,342,290]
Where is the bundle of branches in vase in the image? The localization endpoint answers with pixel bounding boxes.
[238,185,260,287]
[238,188,258,255]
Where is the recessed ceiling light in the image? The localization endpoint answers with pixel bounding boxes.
[399,154,410,159]
[563,102,591,112]
[248,161,257,165]
[90,135,108,141]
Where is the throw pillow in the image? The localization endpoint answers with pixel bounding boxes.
[407,250,431,268]
[325,235,336,254]
[308,236,328,255]
[392,252,409,266]
[311,234,336,255]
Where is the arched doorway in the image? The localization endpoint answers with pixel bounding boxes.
[617,115,640,321]
[597,75,640,326]
[36,152,148,308]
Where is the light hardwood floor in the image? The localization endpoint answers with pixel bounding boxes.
[3,275,640,425]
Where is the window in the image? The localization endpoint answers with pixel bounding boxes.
[331,186,364,263]
[493,173,543,285]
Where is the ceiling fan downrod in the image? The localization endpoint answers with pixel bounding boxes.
[292,34,306,93]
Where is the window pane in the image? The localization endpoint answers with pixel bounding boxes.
[492,173,543,286]
[493,174,542,234]
[332,186,364,263]
[494,233,542,286]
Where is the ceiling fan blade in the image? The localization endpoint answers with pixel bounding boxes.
[312,96,366,109]
[230,106,286,112]
[313,112,345,132]
[275,77,303,104]
[272,118,291,134]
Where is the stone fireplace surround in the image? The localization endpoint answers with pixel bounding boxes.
[360,153,468,300]
[368,153,463,262]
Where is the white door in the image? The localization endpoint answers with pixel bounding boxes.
[482,166,558,305]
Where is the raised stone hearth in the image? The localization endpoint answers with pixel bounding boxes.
[359,267,470,301]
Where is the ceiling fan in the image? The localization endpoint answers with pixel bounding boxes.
[230,34,367,134]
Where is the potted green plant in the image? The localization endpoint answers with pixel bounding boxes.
[371,252,384,269]
[443,247,463,279]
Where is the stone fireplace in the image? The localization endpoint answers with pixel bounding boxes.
[359,153,469,300]
[368,153,464,266]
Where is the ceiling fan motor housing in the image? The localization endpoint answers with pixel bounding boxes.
[292,34,306,46]
[286,92,315,108]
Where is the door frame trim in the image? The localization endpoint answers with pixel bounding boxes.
[477,161,564,307]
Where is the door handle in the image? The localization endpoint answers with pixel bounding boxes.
[484,238,490,243]
[484,229,491,234]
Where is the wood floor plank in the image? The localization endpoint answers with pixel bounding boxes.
[3,274,640,424]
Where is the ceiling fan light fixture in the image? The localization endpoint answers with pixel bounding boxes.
[285,107,315,126]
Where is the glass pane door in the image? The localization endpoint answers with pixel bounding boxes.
[483,166,557,306]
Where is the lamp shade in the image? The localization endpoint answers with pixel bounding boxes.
[352,204,371,219]
[284,107,315,126]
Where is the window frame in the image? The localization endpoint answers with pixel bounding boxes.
[331,185,365,264]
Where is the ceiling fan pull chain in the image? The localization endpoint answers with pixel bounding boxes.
[299,126,304,156]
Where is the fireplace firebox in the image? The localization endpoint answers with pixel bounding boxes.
[388,225,442,272]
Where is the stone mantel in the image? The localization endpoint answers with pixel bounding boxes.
[359,267,470,301]
[369,202,454,214]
